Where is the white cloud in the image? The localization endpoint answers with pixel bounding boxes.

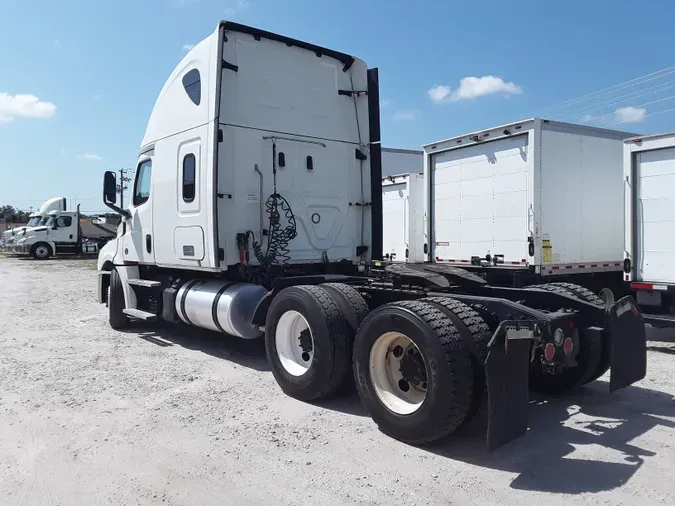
[615,106,647,124]
[380,99,392,108]
[580,114,594,123]
[428,76,523,104]
[224,0,250,15]
[79,153,102,161]
[0,93,57,123]
[393,109,419,121]
[92,94,101,100]
[182,44,195,52]
[53,38,60,46]
[61,148,68,155]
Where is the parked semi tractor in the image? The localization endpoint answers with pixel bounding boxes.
[623,131,675,328]
[422,119,637,306]
[1,197,66,249]
[96,21,647,450]
[12,205,113,259]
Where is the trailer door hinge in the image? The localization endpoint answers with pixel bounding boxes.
[218,129,223,142]
[355,148,368,161]
[356,245,369,256]
[349,201,372,206]
[338,90,367,97]
[222,59,239,72]
[218,248,225,261]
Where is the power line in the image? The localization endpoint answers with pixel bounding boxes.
[588,93,675,122]
[551,79,675,121]
[524,65,675,118]
[607,105,675,127]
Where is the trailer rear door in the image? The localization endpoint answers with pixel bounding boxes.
[431,135,530,264]
[635,146,675,283]
[382,181,408,261]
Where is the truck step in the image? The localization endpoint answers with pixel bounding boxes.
[127,278,162,288]
[123,308,158,321]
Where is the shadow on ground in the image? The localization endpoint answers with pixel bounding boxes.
[123,320,674,493]
[426,381,675,494]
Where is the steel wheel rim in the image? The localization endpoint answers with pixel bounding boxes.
[369,331,427,415]
[36,246,48,258]
[275,310,314,376]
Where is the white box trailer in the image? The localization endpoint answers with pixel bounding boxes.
[423,118,636,302]
[382,171,425,262]
[623,131,675,327]
[381,147,423,177]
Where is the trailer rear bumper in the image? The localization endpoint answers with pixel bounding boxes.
[484,295,646,451]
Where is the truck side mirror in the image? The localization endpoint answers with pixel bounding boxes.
[103,171,117,204]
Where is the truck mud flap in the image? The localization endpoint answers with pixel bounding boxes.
[608,296,647,392]
[485,322,533,451]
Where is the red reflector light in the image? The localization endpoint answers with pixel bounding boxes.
[544,343,555,361]
[568,321,574,329]
[563,338,574,355]
[631,282,653,290]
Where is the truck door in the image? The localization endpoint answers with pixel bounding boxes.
[635,147,675,283]
[123,156,155,264]
[51,214,76,243]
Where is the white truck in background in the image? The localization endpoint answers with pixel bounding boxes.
[423,118,637,306]
[623,131,675,328]
[12,205,113,259]
[382,171,425,262]
[94,21,646,451]
[1,197,67,249]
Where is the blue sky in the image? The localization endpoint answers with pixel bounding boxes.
[1,0,674,213]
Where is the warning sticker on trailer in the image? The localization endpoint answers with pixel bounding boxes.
[436,241,450,247]
[542,237,552,263]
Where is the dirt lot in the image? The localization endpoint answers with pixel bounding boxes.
[1,256,674,505]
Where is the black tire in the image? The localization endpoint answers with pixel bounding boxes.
[421,297,491,428]
[548,282,604,306]
[547,282,611,383]
[321,283,370,391]
[264,285,351,402]
[109,269,129,329]
[30,242,52,260]
[528,283,603,394]
[353,300,474,444]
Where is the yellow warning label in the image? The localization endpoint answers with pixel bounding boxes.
[542,239,552,263]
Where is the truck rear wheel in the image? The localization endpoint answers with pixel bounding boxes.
[420,297,491,428]
[264,285,350,402]
[109,269,129,329]
[321,283,369,391]
[30,242,52,260]
[528,283,603,394]
[353,300,474,444]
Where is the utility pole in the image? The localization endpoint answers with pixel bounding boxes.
[117,168,133,208]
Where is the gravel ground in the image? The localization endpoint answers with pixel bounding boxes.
[1,256,674,506]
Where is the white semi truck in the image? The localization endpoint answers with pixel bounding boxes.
[623,131,675,328]
[423,119,636,306]
[1,197,66,249]
[12,205,112,259]
[96,21,647,450]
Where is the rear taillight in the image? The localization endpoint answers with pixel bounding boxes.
[544,343,555,361]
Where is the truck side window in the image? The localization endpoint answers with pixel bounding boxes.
[133,160,152,207]
[183,154,196,202]
[57,216,72,228]
[182,69,201,106]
